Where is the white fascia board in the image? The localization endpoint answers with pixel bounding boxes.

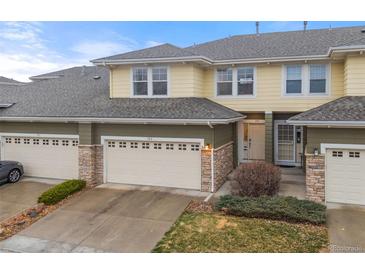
[320,143,365,154]
[0,116,244,125]
[92,56,213,65]
[212,55,331,65]
[328,45,365,55]
[287,120,365,127]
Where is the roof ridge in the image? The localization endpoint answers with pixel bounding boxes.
[185,25,365,50]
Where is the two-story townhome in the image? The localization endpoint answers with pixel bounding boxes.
[1,25,365,206]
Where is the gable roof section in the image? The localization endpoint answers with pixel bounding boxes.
[91,43,203,64]
[29,66,100,81]
[288,96,365,126]
[0,76,25,86]
[0,66,243,124]
[92,26,365,65]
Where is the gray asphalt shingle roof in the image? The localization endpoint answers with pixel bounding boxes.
[0,66,242,121]
[93,26,365,62]
[289,96,365,122]
[0,76,25,85]
[92,43,198,62]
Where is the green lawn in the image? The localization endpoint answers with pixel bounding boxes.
[153,212,328,253]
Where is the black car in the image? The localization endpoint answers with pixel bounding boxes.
[0,161,24,184]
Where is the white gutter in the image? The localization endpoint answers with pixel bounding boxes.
[0,116,244,125]
[287,120,365,127]
[327,45,365,55]
[92,56,213,65]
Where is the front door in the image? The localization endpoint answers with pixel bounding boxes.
[248,124,265,160]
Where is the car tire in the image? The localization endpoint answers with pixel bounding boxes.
[8,169,21,183]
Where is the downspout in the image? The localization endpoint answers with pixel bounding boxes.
[210,147,215,193]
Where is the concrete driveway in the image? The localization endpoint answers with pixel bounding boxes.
[0,188,192,252]
[0,181,52,222]
[327,204,365,252]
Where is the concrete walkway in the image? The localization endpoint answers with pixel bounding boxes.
[327,204,365,252]
[278,167,305,199]
[0,181,52,222]
[0,188,192,253]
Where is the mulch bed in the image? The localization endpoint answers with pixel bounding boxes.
[185,200,215,213]
[0,186,91,241]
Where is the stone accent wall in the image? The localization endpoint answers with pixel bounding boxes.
[201,148,212,192]
[213,142,234,191]
[305,154,325,203]
[78,145,104,187]
[200,142,234,193]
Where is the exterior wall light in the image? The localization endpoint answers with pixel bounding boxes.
[314,148,319,156]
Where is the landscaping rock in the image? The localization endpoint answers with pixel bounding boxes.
[0,228,5,236]
[27,210,38,218]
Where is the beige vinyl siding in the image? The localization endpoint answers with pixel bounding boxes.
[170,64,195,97]
[110,65,131,97]
[203,62,344,112]
[0,122,78,135]
[306,127,365,154]
[344,55,365,96]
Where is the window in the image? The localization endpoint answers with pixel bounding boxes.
[133,68,148,96]
[332,151,343,157]
[119,141,127,148]
[349,151,360,158]
[166,143,174,150]
[52,139,59,146]
[237,67,254,95]
[14,138,21,144]
[33,139,40,145]
[130,142,138,149]
[142,142,150,149]
[72,140,79,146]
[217,68,233,96]
[132,67,168,97]
[62,140,69,146]
[152,67,167,95]
[286,65,302,94]
[43,139,49,145]
[310,64,327,94]
[191,144,200,151]
[5,137,12,144]
[23,138,30,144]
[178,144,187,151]
[108,141,115,148]
[153,143,162,150]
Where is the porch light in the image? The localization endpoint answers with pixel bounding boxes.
[204,144,212,150]
[314,148,319,156]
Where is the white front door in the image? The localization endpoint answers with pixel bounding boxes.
[326,148,365,205]
[1,135,79,179]
[104,138,202,190]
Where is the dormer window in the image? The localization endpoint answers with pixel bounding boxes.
[132,66,168,97]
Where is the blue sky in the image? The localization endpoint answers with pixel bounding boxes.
[1,21,364,81]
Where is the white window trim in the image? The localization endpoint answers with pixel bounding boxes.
[282,63,331,97]
[130,66,170,98]
[215,67,256,98]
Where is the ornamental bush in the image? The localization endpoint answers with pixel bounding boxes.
[38,179,86,205]
[232,162,281,197]
[216,195,326,225]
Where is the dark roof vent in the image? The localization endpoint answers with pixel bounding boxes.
[361,29,365,33]
[93,75,101,80]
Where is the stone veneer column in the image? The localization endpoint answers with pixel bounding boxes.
[200,142,234,193]
[305,154,325,203]
[201,148,212,192]
[79,145,104,187]
[213,142,234,191]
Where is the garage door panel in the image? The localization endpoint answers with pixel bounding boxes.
[106,140,201,190]
[1,136,78,180]
[326,148,365,205]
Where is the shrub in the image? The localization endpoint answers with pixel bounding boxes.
[216,195,326,225]
[232,162,281,197]
[38,179,86,205]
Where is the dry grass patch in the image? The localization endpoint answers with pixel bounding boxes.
[153,212,328,253]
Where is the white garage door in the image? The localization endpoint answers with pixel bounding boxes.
[1,135,79,180]
[326,148,365,205]
[105,139,202,190]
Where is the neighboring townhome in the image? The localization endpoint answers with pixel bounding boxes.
[1,25,365,206]
[0,76,25,86]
